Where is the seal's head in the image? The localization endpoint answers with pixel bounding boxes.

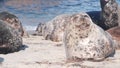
[70,13,93,38]
[100,0,116,8]
[100,0,110,9]
[71,13,92,30]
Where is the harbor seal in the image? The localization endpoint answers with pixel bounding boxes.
[0,20,22,54]
[64,12,115,61]
[36,22,46,36]
[42,14,71,42]
[0,11,29,37]
[100,0,120,30]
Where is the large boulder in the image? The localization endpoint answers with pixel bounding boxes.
[38,14,71,42]
[0,11,29,37]
[100,0,120,30]
[0,20,22,54]
[107,26,120,49]
[64,13,115,61]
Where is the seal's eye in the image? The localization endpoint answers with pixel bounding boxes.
[84,15,88,18]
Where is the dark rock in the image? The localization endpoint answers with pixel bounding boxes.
[87,11,101,25]
[0,11,29,37]
[0,20,22,54]
[87,11,108,30]
[100,0,120,30]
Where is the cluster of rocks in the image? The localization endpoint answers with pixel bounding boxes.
[0,11,28,54]
[36,0,120,61]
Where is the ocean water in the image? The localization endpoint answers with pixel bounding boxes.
[0,0,120,30]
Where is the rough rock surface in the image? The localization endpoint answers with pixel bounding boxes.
[0,11,29,37]
[42,14,71,42]
[0,20,22,54]
[107,26,120,49]
[100,0,120,30]
[64,13,115,61]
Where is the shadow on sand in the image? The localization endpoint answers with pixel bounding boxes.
[0,45,28,54]
[19,45,29,51]
[0,57,4,64]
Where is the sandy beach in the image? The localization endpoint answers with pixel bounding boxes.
[0,35,120,68]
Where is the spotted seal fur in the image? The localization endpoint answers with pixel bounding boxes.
[0,20,22,54]
[100,0,120,30]
[64,12,115,61]
[43,14,71,42]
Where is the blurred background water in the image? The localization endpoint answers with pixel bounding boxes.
[0,0,120,30]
